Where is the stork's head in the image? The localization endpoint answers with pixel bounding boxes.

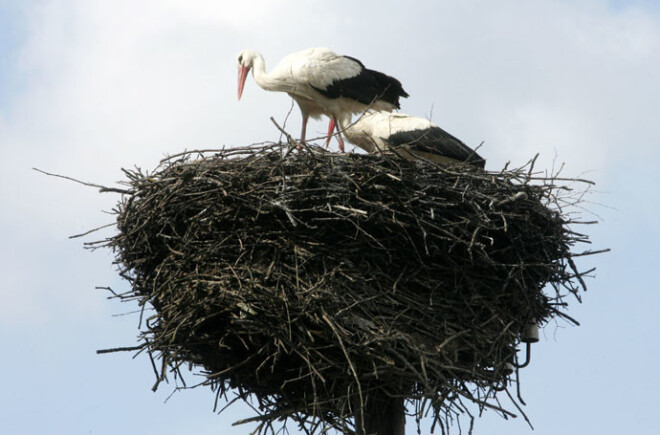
[236,50,257,100]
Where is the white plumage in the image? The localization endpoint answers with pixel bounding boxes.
[237,48,408,151]
[337,112,486,168]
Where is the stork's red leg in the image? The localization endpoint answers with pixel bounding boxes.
[336,128,345,153]
[325,118,336,149]
[328,117,345,153]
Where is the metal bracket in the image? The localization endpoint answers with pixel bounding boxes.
[514,341,532,368]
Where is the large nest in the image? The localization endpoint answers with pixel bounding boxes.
[100,143,597,433]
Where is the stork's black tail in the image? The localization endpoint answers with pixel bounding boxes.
[367,68,409,109]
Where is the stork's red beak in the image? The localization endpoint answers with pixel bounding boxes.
[237,65,249,100]
[325,118,336,149]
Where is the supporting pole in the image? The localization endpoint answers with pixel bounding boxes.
[355,394,405,435]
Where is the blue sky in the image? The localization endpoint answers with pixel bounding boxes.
[0,2,25,116]
[1,1,659,434]
[608,0,660,11]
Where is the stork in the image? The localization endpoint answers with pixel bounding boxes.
[334,111,486,168]
[237,48,408,151]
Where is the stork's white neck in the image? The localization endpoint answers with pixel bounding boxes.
[249,52,281,92]
[337,113,362,138]
[338,112,383,153]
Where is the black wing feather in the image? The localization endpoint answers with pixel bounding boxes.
[312,56,408,108]
[387,127,486,168]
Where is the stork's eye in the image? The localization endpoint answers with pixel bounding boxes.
[238,54,243,63]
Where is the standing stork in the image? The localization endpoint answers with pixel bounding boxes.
[335,111,486,168]
[237,48,408,151]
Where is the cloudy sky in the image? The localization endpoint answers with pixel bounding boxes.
[1,1,659,434]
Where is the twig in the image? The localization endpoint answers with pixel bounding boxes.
[69,222,116,239]
[33,168,131,194]
[96,345,144,354]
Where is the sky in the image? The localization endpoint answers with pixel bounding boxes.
[0,0,658,434]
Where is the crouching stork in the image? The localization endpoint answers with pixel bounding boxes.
[336,111,486,168]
